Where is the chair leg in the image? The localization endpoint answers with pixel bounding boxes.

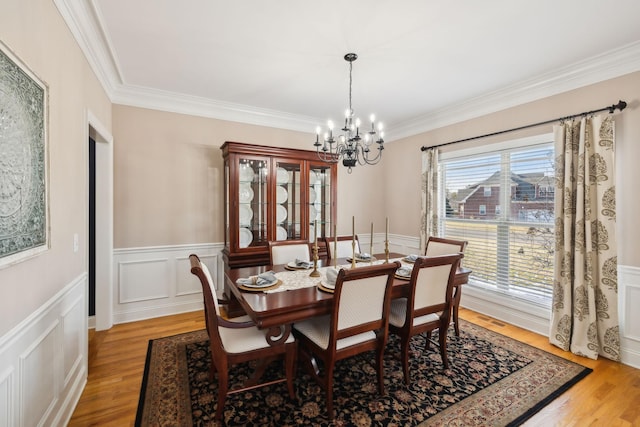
[215,368,228,420]
[325,364,335,420]
[425,331,432,350]
[438,326,449,370]
[376,341,386,395]
[401,335,411,384]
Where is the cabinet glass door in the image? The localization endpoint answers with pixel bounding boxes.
[274,160,302,240]
[238,158,268,249]
[309,164,333,242]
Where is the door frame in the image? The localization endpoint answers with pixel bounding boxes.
[87,110,113,331]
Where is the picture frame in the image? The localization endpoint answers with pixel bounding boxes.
[0,40,49,268]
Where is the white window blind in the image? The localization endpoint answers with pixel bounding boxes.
[439,140,555,305]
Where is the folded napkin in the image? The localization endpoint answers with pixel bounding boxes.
[236,271,277,287]
[356,252,372,260]
[325,268,339,287]
[397,266,412,277]
[295,258,313,268]
[405,254,420,262]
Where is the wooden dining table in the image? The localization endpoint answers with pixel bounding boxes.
[223,252,471,345]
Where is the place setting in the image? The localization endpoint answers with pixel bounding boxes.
[235,271,281,292]
[394,265,413,280]
[284,258,314,271]
[317,267,338,293]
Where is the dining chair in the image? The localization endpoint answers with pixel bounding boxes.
[268,240,311,265]
[389,253,463,384]
[189,254,297,420]
[425,236,467,256]
[292,261,401,420]
[324,235,360,260]
[425,236,467,336]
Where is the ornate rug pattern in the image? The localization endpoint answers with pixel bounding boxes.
[136,320,591,426]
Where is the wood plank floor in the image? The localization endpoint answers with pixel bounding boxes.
[68,308,640,426]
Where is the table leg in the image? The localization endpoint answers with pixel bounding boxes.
[266,324,292,346]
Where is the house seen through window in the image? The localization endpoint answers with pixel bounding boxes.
[438,135,555,306]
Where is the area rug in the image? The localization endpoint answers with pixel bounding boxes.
[135,320,591,426]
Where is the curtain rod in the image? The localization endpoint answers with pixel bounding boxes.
[420,100,627,151]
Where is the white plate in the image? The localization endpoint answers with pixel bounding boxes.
[239,164,254,182]
[239,205,253,225]
[308,187,316,204]
[239,183,254,203]
[309,205,317,221]
[309,170,319,185]
[276,167,289,184]
[239,227,253,248]
[276,226,288,241]
[276,185,288,204]
[276,204,287,223]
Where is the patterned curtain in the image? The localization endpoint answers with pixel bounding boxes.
[420,148,439,253]
[549,115,620,361]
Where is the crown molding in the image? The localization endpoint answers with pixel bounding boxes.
[56,0,640,141]
[387,40,640,142]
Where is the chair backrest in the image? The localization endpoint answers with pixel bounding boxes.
[408,253,463,319]
[425,236,467,256]
[268,241,311,265]
[189,254,225,352]
[330,261,400,344]
[325,235,360,259]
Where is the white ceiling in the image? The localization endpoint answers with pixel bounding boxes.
[58,0,640,141]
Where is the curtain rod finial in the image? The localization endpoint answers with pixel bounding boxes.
[610,100,627,113]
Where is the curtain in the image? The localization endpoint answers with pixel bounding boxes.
[550,115,620,361]
[420,147,439,253]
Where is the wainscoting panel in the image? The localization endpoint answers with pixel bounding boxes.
[112,243,223,324]
[0,274,87,427]
[620,265,640,368]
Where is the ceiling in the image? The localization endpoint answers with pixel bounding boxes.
[58,0,640,141]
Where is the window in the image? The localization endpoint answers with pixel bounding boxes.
[439,135,555,305]
[483,186,491,196]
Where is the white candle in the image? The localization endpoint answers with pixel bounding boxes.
[352,216,355,243]
[333,223,337,268]
[386,217,389,243]
[370,222,373,256]
[314,220,318,251]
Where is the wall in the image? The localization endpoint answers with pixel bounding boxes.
[0,0,112,424]
[384,71,640,366]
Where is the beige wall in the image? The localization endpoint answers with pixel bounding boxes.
[0,0,112,335]
[384,71,640,267]
[112,105,391,248]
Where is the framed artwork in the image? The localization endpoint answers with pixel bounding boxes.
[0,40,49,268]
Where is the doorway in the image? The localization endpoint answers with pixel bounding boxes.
[88,112,113,331]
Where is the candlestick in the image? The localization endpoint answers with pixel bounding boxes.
[310,220,320,277]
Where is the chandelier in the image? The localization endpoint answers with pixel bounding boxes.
[314,53,384,173]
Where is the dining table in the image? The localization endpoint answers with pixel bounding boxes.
[223,252,471,345]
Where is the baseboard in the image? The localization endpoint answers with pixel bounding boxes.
[0,274,87,427]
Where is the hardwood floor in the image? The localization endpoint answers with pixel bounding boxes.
[68,308,640,426]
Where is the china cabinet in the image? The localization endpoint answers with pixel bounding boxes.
[221,141,337,268]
